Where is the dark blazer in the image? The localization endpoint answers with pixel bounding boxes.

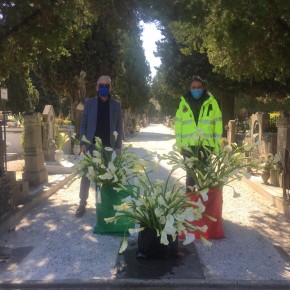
[80,96,122,150]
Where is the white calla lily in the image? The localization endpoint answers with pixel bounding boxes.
[104,147,113,152]
[183,232,195,245]
[119,238,128,253]
[197,225,208,233]
[99,172,113,180]
[199,188,209,201]
[157,196,167,207]
[195,198,206,213]
[160,231,169,245]
[128,227,145,234]
[113,204,130,211]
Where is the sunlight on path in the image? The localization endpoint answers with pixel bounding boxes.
[125,123,186,186]
[125,123,175,150]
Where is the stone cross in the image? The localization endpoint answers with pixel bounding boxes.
[26,94,35,112]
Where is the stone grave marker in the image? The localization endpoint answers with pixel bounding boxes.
[251,112,270,158]
[226,120,236,145]
[22,112,48,186]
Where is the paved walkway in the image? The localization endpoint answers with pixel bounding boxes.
[0,124,290,289]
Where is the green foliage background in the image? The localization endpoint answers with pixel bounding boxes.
[0,0,290,121]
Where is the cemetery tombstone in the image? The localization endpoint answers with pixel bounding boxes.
[250,112,268,142]
[250,112,272,157]
[226,120,236,145]
[22,112,48,186]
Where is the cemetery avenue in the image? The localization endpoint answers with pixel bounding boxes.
[0,124,290,289]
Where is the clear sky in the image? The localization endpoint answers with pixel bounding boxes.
[140,21,163,77]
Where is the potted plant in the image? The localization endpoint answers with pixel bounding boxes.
[160,140,260,239]
[259,153,281,185]
[11,113,23,127]
[74,133,209,256]
[54,132,70,163]
[73,132,146,235]
[105,164,209,258]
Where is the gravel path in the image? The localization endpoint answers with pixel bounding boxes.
[0,123,289,282]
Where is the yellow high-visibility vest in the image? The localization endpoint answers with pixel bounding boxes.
[175,93,223,152]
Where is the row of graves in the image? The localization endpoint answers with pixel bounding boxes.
[226,111,290,202]
[0,104,81,220]
[0,103,150,220]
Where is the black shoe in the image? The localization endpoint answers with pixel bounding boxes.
[75,206,86,217]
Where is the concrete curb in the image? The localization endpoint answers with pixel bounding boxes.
[244,177,290,219]
[0,173,77,238]
[1,278,290,290]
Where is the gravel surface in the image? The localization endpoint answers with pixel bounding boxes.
[0,123,289,282]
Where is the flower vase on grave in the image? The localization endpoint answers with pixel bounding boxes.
[54,150,64,163]
[261,169,270,184]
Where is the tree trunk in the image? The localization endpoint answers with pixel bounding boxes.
[220,94,235,137]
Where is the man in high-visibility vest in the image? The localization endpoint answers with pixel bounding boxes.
[175,76,223,189]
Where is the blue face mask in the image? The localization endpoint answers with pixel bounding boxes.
[98,86,110,97]
[191,89,203,99]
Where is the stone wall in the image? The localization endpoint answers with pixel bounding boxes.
[4,127,23,154]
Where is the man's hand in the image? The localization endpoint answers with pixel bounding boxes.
[115,148,121,156]
[80,144,87,154]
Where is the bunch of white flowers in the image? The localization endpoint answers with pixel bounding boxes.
[105,162,210,253]
[73,133,139,188]
[161,141,260,192]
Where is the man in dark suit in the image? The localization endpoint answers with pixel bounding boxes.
[75,75,123,217]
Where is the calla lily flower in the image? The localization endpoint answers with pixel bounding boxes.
[119,238,128,253]
[160,231,169,245]
[129,227,145,234]
[183,232,195,245]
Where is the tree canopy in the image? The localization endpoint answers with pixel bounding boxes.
[142,0,290,83]
[0,0,150,115]
[1,0,290,118]
[0,0,94,82]
[141,0,290,120]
